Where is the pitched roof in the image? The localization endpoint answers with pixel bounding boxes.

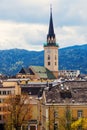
[45,81,87,104]
[19,67,30,74]
[18,67,34,75]
[30,66,56,79]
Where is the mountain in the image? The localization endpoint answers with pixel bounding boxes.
[0,44,87,76]
[59,44,87,74]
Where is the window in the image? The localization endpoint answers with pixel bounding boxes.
[48,55,50,60]
[77,110,83,118]
[55,55,57,60]
[78,126,82,130]
[0,115,2,120]
[48,62,50,65]
[54,111,58,118]
[0,107,2,111]
[30,126,36,130]
[3,91,6,95]
[0,99,2,103]
[55,62,57,65]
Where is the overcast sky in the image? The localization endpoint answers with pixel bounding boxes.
[0,0,87,51]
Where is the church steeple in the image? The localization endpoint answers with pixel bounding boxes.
[47,5,56,45]
[48,5,55,37]
[44,5,59,78]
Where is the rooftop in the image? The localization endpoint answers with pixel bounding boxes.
[30,66,56,79]
[45,80,87,104]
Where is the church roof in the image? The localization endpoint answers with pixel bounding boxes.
[18,66,56,79]
[30,66,56,79]
[19,67,30,74]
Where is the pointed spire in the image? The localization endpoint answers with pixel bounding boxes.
[47,5,56,45]
[48,4,55,36]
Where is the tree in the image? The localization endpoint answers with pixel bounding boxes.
[48,105,72,130]
[4,93,32,130]
[59,105,72,130]
[71,118,87,130]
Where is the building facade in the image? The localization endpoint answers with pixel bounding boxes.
[0,80,21,129]
[40,81,87,130]
[58,70,80,79]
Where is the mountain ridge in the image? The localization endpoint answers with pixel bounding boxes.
[0,44,87,75]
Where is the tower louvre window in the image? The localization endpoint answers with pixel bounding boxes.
[48,62,50,65]
[55,55,57,60]
[55,62,57,65]
[48,55,50,60]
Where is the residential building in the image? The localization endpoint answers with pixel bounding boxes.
[40,81,87,130]
[0,80,21,129]
[58,70,80,79]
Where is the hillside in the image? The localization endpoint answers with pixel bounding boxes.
[59,44,87,74]
[0,44,87,75]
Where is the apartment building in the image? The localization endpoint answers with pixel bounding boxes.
[0,80,21,129]
[40,81,87,130]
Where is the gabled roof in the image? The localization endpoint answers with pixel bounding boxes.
[19,67,30,74]
[18,66,56,79]
[18,67,34,75]
[30,66,56,79]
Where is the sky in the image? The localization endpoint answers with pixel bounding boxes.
[0,0,87,51]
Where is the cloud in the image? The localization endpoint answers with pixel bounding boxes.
[0,20,47,51]
[0,0,87,25]
[0,0,86,50]
[0,20,86,51]
[56,26,87,48]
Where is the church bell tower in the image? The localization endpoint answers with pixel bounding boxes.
[44,6,59,78]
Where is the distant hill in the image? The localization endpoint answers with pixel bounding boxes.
[0,44,87,76]
[59,44,87,74]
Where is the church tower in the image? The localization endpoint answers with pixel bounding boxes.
[44,6,59,78]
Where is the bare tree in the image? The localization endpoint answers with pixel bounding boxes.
[4,93,32,130]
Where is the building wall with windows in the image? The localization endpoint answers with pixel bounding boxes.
[41,102,87,130]
[41,81,87,130]
[58,70,80,78]
[0,81,21,126]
